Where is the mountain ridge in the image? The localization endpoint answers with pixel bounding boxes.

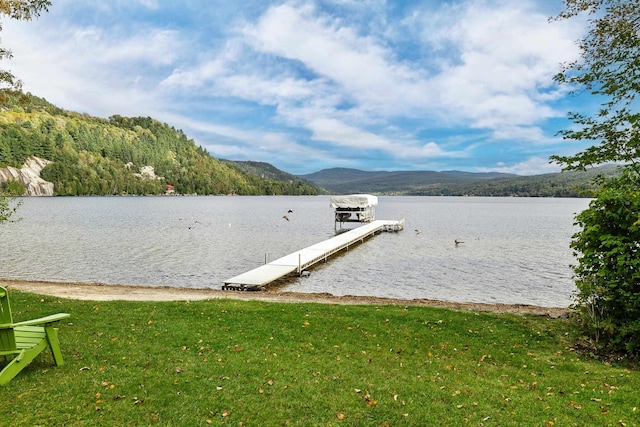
[299,166,619,197]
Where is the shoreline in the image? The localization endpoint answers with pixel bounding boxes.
[0,278,571,318]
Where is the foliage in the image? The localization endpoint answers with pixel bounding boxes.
[552,1,640,357]
[0,180,22,223]
[0,90,320,196]
[570,170,640,355]
[0,0,51,90]
[224,160,328,195]
[551,0,640,172]
[2,291,639,426]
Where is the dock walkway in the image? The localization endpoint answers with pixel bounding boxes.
[222,219,404,290]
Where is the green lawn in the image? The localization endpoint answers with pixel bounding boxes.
[1,291,638,426]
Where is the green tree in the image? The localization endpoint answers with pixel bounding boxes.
[0,180,22,222]
[552,0,640,356]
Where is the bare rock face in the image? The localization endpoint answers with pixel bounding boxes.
[0,156,54,196]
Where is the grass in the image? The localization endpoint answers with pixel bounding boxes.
[1,291,639,426]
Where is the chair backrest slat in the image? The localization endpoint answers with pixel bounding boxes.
[0,287,13,325]
[0,287,17,353]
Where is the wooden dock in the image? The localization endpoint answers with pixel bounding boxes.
[222,219,404,290]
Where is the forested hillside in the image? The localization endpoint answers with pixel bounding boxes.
[0,90,319,196]
[300,168,514,194]
[222,160,327,194]
[302,166,620,197]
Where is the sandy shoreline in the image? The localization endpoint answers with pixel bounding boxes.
[0,278,571,318]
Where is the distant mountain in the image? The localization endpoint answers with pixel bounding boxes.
[300,166,621,197]
[222,160,328,195]
[300,168,516,195]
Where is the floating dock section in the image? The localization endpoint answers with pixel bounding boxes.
[222,219,404,290]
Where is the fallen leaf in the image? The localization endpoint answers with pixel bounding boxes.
[336,413,345,420]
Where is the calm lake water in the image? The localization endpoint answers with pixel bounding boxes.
[0,196,590,307]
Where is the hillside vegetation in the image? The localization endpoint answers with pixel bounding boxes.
[222,160,327,194]
[302,166,621,197]
[0,90,319,196]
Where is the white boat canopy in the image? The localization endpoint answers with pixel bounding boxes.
[330,194,378,209]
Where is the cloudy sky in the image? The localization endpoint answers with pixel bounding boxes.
[2,0,593,175]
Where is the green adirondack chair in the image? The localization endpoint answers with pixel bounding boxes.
[0,286,71,385]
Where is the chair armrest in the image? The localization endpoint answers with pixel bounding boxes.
[13,313,71,327]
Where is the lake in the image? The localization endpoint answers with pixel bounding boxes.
[0,196,590,307]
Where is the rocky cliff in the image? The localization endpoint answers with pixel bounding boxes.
[0,156,54,196]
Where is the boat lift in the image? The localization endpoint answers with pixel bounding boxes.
[331,194,378,231]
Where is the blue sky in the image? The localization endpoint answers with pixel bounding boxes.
[2,0,593,175]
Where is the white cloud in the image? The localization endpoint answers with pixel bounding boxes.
[242,3,433,115]
[481,157,562,175]
[138,0,159,9]
[0,0,587,174]
[3,17,185,117]
[415,0,582,135]
[101,29,183,66]
[308,118,390,149]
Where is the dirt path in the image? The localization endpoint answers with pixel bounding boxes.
[1,278,570,318]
